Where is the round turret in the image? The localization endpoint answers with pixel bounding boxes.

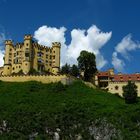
[52,42,61,48]
[24,34,32,40]
[51,42,61,74]
[5,40,13,45]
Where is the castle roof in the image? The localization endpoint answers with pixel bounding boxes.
[113,74,140,82]
[97,71,110,77]
[97,71,140,82]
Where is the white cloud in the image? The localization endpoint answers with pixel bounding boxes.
[0,30,5,67]
[34,26,67,47]
[34,25,112,69]
[115,34,140,60]
[0,50,4,66]
[112,52,125,72]
[112,34,140,71]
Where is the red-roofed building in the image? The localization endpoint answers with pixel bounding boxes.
[95,69,140,96]
[95,68,114,88]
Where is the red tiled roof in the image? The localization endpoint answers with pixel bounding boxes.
[97,71,140,82]
[97,72,110,76]
[113,74,140,82]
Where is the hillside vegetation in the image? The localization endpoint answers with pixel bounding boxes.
[0,81,140,139]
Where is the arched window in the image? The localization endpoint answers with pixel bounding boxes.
[115,86,119,90]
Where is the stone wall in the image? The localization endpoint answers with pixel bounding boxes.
[0,75,73,85]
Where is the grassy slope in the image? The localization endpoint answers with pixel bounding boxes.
[0,81,140,139]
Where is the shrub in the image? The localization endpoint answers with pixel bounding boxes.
[49,82,67,93]
[123,81,138,104]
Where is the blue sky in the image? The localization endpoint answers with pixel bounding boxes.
[0,0,140,73]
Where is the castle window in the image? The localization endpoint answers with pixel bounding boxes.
[26,43,29,46]
[53,56,55,59]
[37,52,43,57]
[14,58,18,64]
[19,66,21,68]
[50,64,51,66]
[38,58,43,63]
[54,51,55,53]
[8,67,9,69]
[25,63,27,66]
[13,67,15,70]
[14,53,16,57]
[50,50,52,53]
[50,56,52,59]
[115,86,119,90]
[10,49,12,51]
[26,48,29,51]
[25,52,29,57]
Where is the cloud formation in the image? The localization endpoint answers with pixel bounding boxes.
[34,25,112,69]
[112,52,125,72]
[34,26,66,47]
[0,29,5,67]
[112,34,140,71]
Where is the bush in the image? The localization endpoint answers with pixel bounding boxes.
[27,81,42,92]
[123,81,138,104]
[49,82,67,93]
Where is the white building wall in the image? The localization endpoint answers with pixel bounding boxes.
[108,82,140,97]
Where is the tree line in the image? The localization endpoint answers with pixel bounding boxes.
[60,50,97,81]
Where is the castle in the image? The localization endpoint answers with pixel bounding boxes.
[1,34,140,96]
[1,35,61,75]
[95,69,140,96]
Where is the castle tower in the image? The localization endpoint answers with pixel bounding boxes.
[108,68,115,75]
[52,42,61,74]
[3,40,13,75]
[22,35,32,74]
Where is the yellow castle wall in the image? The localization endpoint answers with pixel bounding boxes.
[3,35,61,76]
[0,75,72,85]
[0,67,4,75]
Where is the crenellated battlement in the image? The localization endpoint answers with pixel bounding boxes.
[24,34,32,40]
[5,40,13,45]
[52,42,61,48]
[0,74,74,85]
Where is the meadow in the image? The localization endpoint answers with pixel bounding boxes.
[0,81,139,139]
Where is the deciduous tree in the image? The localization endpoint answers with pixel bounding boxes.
[77,51,97,81]
[123,81,138,104]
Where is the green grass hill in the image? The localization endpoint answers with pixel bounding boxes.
[0,80,140,139]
